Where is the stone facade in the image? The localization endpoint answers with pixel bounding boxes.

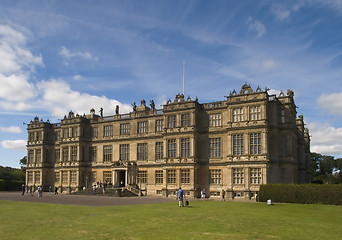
[25,84,311,199]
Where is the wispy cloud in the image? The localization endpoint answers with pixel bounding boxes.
[317,92,342,116]
[0,139,26,150]
[59,46,98,61]
[0,126,22,133]
[246,17,266,39]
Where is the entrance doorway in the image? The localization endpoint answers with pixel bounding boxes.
[118,170,125,187]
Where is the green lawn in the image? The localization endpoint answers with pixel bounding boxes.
[0,200,341,240]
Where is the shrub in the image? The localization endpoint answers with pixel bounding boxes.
[258,184,342,205]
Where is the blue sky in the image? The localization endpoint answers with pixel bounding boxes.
[1,0,342,168]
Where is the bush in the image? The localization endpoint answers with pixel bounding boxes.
[258,184,342,205]
[0,179,5,191]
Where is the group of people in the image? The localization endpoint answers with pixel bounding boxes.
[21,184,58,197]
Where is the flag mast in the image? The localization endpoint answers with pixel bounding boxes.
[183,60,185,95]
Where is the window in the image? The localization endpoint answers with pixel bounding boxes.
[35,171,41,183]
[167,115,177,128]
[55,172,60,183]
[250,133,261,155]
[167,139,177,158]
[29,132,34,141]
[137,143,148,160]
[63,128,69,138]
[137,171,147,184]
[181,138,190,158]
[55,149,60,163]
[120,123,130,135]
[138,121,148,134]
[90,146,97,162]
[36,149,41,163]
[249,106,261,121]
[281,110,286,123]
[233,168,244,184]
[104,125,113,137]
[28,150,34,164]
[209,113,221,127]
[62,171,68,183]
[155,170,163,184]
[209,138,221,158]
[167,169,176,184]
[103,171,112,183]
[91,127,98,138]
[62,147,69,162]
[119,144,129,161]
[103,145,112,162]
[250,168,262,184]
[28,172,33,183]
[210,169,222,184]
[233,134,244,155]
[155,119,164,132]
[36,131,42,141]
[71,171,77,183]
[155,142,163,160]
[55,131,61,141]
[70,146,77,161]
[181,169,190,184]
[181,113,190,127]
[72,127,78,138]
[233,108,244,122]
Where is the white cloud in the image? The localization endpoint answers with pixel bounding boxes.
[308,121,342,156]
[73,74,82,80]
[317,92,342,115]
[246,17,266,38]
[37,79,131,118]
[59,46,98,61]
[0,140,26,150]
[0,24,41,110]
[0,126,22,133]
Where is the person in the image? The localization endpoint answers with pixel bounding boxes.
[49,185,53,195]
[92,185,96,195]
[177,187,184,207]
[30,186,34,196]
[201,189,206,200]
[21,184,25,196]
[55,186,58,195]
[221,189,225,201]
[38,186,42,197]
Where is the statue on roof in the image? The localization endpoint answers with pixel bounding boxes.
[132,102,137,112]
[115,105,119,115]
[150,100,155,110]
[99,108,103,117]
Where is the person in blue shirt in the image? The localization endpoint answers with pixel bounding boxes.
[177,187,184,207]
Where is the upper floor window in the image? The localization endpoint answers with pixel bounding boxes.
[167,115,177,128]
[233,108,243,122]
[233,134,244,155]
[155,142,163,160]
[181,138,190,158]
[250,133,261,155]
[104,125,113,137]
[55,149,61,163]
[119,144,129,161]
[29,132,34,142]
[62,147,69,162]
[63,128,69,138]
[155,119,164,132]
[281,110,286,123]
[103,145,112,162]
[70,146,78,161]
[249,106,261,121]
[90,146,97,162]
[36,131,42,141]
[71,127,78,138]
[120,123,130,135]
[181,113,190,127]
[91,127,98,138]
[137,143,148,160]
[36,149,41,163]
[28,150,34,164]
[209,138,222,158]
[167,139,177,158]
[138,121,148,134]
[55,131,61,141]
[209,113,221,127]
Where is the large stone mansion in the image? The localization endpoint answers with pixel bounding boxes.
[25,83,311,199]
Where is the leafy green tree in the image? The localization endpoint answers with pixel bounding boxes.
[310,152,342,184]
[19,156,27,169]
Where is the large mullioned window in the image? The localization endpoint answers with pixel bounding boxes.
[250,133,261,155]
[233,134,244,155]
[209,138,221,158]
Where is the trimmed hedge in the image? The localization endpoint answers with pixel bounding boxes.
[258,184,342,205]
[0,180,23,191]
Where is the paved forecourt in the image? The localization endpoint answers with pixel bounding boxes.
[0,192,176,206]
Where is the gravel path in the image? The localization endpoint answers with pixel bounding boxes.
[0,191,176,207]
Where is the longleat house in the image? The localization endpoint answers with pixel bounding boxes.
[25,83,311,199]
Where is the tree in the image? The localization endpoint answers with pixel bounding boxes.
[310,152,342,184]
[19,156,27,169]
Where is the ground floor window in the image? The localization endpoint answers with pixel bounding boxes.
[35,171,40,183]
[137,171,147,184]
[167,169,176,184]
[62,171,68,184]
[209,169,222,184]
[250,168,262,184]
[27,172,33,183]
[233,168,244,184]
[103,171,112,183]
[155,170,163,184]
[55,172,60,183]
[70,171,77,184]
[181,169,190,184]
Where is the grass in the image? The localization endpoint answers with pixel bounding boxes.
[0,200,341,240]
